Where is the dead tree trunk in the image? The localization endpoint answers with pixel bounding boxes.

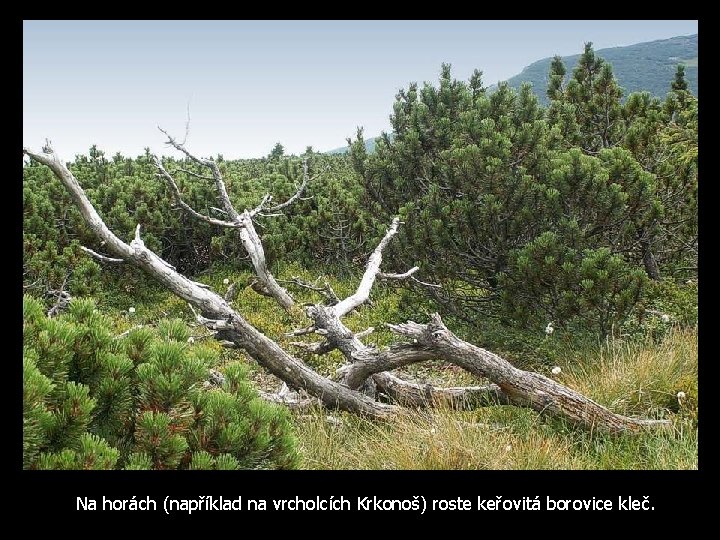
[351,316,667,432]
[23,140,670,434]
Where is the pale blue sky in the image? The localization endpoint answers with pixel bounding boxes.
[24,20,698,160]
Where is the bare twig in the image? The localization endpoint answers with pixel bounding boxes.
[378,267,419,280]
[410,276,443,289]
[265,158,311,213]
[181,100,191,146]
[80,246,124,263]
[154,156,242,228]
[47,274,71,318]
[281,276,340,305]
[249,193,273,218]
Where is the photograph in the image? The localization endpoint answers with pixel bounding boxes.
[23,20,698,473]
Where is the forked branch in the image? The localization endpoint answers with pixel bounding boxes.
[156,127,297,310]
[154,157,243,228]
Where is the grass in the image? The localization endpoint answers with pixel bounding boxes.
[295,329,697,470]
[68,264,697,470]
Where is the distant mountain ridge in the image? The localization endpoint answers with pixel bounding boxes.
[504,34,697,105]
[326,33,698,155]
[326,137,381,155]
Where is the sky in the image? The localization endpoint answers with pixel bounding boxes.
[24,20,698,160]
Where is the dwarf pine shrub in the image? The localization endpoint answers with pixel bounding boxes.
[23,295,297,469]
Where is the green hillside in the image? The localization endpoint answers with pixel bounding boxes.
[326,136,380,155]
[505,34,698,104]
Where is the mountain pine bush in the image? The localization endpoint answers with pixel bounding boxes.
[23,295,298,470]
[349,45,697,333]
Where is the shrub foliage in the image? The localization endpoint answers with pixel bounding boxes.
[23,295,297,470]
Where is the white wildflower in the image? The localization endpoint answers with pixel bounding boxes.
[661,314,671,323]
[677,391,686,400]
[187,336,195,344]
[128,306,136,314]
[545,322,554,335]
[505,444,512,452]
[551,366,562,375]
[430,428,436,434]
[223,278,230,285]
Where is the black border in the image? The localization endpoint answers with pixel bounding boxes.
[17,17,708,527]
